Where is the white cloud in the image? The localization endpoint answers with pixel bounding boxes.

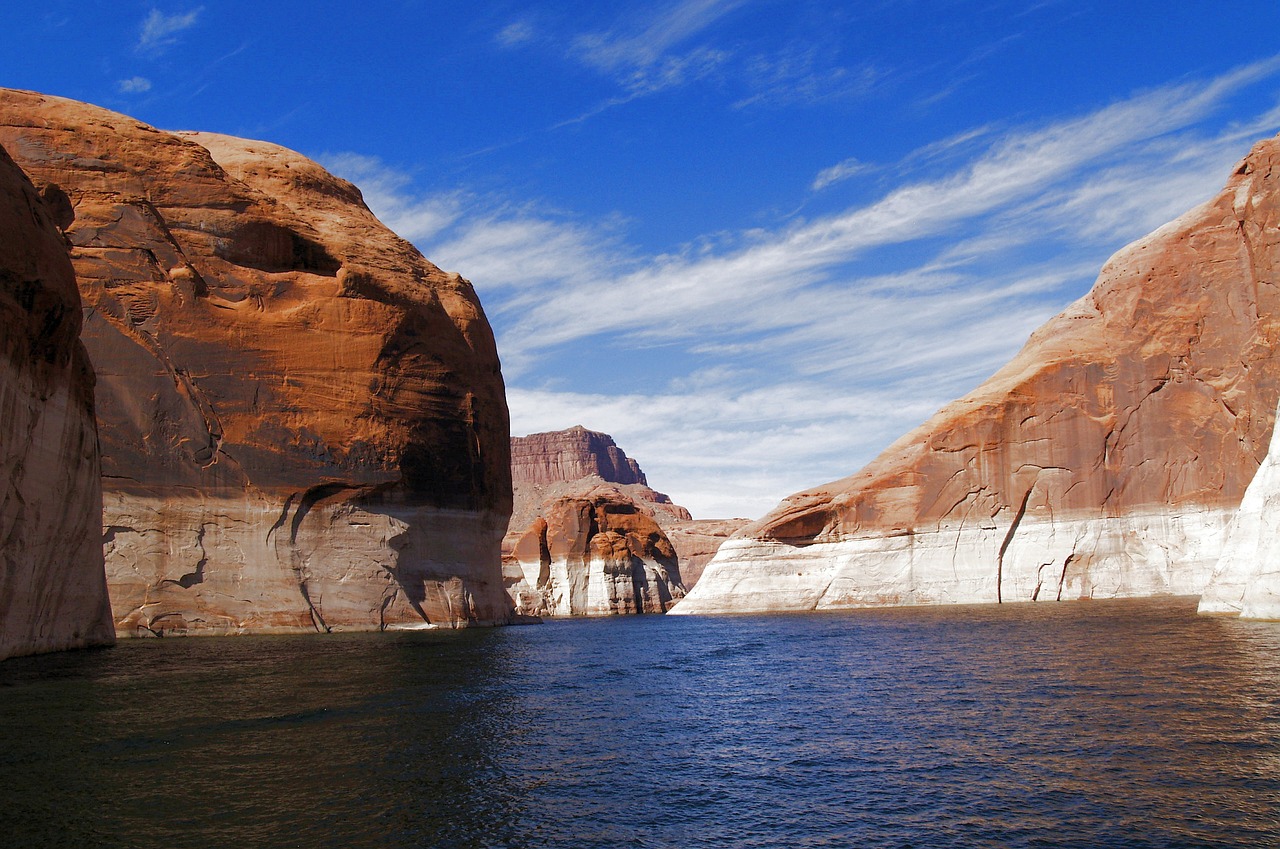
[137,7,203,54]
[494,59,1280,366]
[811,157,865,191]
[116,76,152,94]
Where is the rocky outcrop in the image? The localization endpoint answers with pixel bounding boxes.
[0,141,113,659]
[1199,402,1280,619]
[0,89,511,635]
[505,483,684,616]
[505,427,689,614]
[676,135,1280,616]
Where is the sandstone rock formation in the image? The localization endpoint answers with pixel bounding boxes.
[0,89,511,635]
[676,135,1280,616]
[505,483,685,616]
[1199,401,1280,620]
[504,427,690,615]
[0,141,113,659]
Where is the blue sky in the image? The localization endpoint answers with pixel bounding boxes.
[7,2,1280,517]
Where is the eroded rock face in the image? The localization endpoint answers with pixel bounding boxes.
[676,136,1280,616]
[0,89,511,634]
[0,141,113,659]
[505,484,684,616]
[505,427,689,614]
[1199,402,1280,620]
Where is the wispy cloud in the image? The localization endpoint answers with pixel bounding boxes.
[811,157,866,191]
[734,44,882,109]
[116,76,152,94]
[571,0,746,73]
[137,7,203,54]
[495,20,535,47]
[338,58,1280,516]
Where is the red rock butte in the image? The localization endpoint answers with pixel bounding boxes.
[0,89,512,635]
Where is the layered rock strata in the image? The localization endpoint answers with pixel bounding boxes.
[505,427,690,615]
[1199,402,1280,619]
[0,141,113,659]
[0,89,511,635]
[676,136,1280,615]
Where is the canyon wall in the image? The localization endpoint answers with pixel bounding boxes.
[0,89,511,635]
[676,136,1280,616]
[505,427,689,615]
[0,141,113,659]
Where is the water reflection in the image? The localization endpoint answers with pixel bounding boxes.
[1,598,1278,847]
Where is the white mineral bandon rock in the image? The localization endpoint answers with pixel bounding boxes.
[676,135,1280,616]
[0,89,512,635]
[1199,401,1280,620]
[0,141,114,659]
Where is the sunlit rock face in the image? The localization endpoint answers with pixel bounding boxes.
[0,89,512,635]
[505,427,687,615]
[1199,402,1280,620]
[0,141,113,659]
[676,136,1280,616]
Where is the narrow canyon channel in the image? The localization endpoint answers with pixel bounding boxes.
[1,597,1278,848]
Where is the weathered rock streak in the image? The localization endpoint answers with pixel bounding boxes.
[0,140,113,658]
[0,89,511,635]
[677,136,1280,615]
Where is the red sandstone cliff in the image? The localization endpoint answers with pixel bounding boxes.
[677,135,1280,615]
[0,141,113,658]
[0,89,511,634]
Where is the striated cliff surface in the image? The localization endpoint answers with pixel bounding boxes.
[677,136,1280,616]
[0,89,511,635]
[0,141,113,659]
[505,427,689,615]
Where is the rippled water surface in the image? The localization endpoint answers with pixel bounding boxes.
[3,597,1280,847]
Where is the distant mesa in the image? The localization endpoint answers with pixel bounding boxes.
[504,426,743,615]
[0,88,512,636]
[511,424,650,487]
[676,134,1280,619]
[0,139,114,659]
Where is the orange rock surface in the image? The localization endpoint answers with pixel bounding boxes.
[678,135,1280,614]
[0,140,113,658]
[0,89,511,634]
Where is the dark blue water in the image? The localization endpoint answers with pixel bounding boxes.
[2,597,1279,848]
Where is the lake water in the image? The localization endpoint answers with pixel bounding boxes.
[2,597,1279,848]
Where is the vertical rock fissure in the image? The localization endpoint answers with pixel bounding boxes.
[997,486,1035,604]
